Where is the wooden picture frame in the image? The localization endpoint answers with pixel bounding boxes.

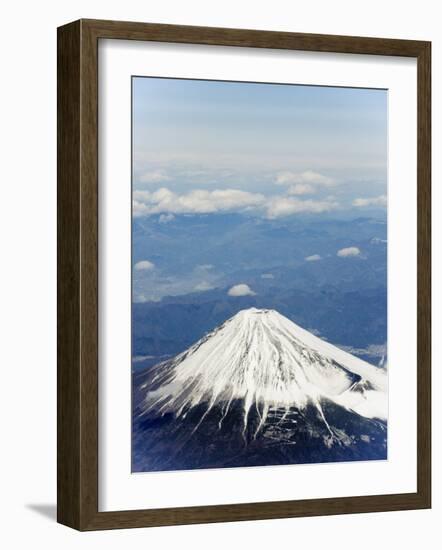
[57,19,431,530]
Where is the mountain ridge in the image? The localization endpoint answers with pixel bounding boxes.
[137,308,387,443]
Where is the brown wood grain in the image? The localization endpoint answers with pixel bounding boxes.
[416,41,432,506]
[57,19,431,531]
[57,20,81,529]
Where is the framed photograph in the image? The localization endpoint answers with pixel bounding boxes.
[57,19,431,530]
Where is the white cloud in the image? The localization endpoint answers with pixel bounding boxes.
[275,170,335,187]
[261,273,274,279]
[133,187,265,217]
[227,284,256,297]
[337,247,361,257]
[134,260,155,271]
[353,195,387,207]
[194,281,214,292]
[196,264,214,271]
[305,254,322,262]
[158,213,175,223]
[266,197,338,219]
[133,187,339,219]
[287,183,316,196]
[137,170,171,184]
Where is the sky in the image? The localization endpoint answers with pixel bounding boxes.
[132,77,388,219]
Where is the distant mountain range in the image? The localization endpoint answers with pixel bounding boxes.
[132,213,387,300]
[132,213,387,367]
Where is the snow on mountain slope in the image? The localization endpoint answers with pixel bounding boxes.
[139,308,387,434]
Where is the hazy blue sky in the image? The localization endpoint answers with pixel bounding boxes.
[132,77,387,219]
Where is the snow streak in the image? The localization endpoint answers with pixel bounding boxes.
[140,308,388,433]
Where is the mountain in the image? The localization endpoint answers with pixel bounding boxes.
[132,308,387,472]
[132,286,387,364]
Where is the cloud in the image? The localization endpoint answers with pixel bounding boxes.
[134,260,155,271]
[337,247,361,257]
[196,264,214,271]
[275,170,335,187]
[265,197,338,219]
[305,254,322,262]
[133,187,339,219]
[133,188,265,217]
[158,213,175,223]
[287,183,316,196]
[353,195,387,207]
[194,281,214,292]
[227,284,256,297]
[137,170,171,184]
[261,273,274,279]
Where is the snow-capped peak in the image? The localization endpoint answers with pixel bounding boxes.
[140,308,387,434]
